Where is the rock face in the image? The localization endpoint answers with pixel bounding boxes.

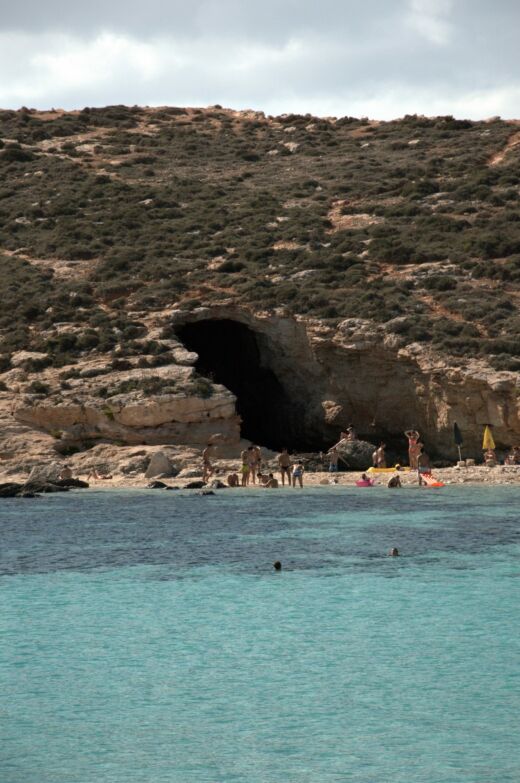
[7,304,520,462]
[15,389,241,450]
[165,305,520,458]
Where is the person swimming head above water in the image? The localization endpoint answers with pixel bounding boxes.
[273,560,282,571]
[388,547,399,557]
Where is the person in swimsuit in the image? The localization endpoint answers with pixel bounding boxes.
[405,430,421,469]
[59,465,73,480]
[202,444,215,482]
[265,473,279,488]
[483,448,497,467]
[87,467,113,480]
[328,447,339,473]
[372,442,386,468]
[240,448,250,486]
[227,471,240,487]
[278,448,292,486]
[248,445,261,484]
[417,445,431,485]
[345,424,357,441]
[292,461,304,488]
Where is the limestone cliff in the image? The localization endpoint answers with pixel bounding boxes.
[1,304,517,471]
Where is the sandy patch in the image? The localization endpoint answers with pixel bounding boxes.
[328,200,384,232]
[488,130,520,166]
[272,240,305,251]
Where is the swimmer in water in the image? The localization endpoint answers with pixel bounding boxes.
[273,561,282,571]
[388,547,399,557]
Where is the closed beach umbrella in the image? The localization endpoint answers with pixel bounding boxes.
[482,425,495,451]
[453,422,463,460]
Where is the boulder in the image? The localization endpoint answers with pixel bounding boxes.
[55,478,89,489]
[177,468,201,478]
[119,456,150,475]
[207,479,227,489]
[24,481,69,493]
[144,451,177,479]
[147,480,167,489]
[0,482,24,497]
[27,463,62,484]
[336,439,376,470]
[184,480,206,489]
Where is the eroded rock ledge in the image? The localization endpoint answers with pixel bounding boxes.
[4,304,520,463]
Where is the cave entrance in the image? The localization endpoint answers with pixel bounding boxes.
[176,319,315,451]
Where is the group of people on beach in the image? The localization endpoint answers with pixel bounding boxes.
[201,418,520,490]
[201,421,434,489]
[325,426,431,485]
[203,443,306,488]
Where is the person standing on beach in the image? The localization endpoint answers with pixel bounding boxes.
[248,445,262,484]
[202,444,216,482]
[372,442,386,468]
[240,448,250,486]
[292,461,305,488]
[405,430,421,469]
[328,447,339,473]
[278,448,292,486]
[417,445,430,485]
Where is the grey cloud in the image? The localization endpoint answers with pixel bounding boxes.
[3,0,403,39]
[1,1,520,118]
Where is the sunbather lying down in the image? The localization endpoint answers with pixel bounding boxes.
[86,468,113,480]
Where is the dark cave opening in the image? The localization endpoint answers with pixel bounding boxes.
[176,319,321,451]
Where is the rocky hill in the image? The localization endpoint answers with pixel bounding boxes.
[0,104,519,473]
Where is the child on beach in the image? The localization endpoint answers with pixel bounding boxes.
[292,461,305,488]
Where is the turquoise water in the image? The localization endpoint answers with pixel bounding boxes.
[1,486,520,783]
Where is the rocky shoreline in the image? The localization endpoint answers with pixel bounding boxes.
[2,462,520,496]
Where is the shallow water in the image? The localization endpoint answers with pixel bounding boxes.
[1,486,519,782]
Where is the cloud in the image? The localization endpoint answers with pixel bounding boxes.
[406,0,453,45]
[1,3,520,118]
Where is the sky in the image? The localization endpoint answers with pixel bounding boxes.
[1,0,520,120]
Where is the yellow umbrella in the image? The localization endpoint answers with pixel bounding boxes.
[482,425,495,450]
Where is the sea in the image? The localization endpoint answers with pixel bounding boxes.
[1,485,519,783]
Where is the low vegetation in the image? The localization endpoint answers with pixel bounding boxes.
[0,105,519,371]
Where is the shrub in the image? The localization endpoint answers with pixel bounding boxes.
[190,376,214,398]
[27,380,51,395]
